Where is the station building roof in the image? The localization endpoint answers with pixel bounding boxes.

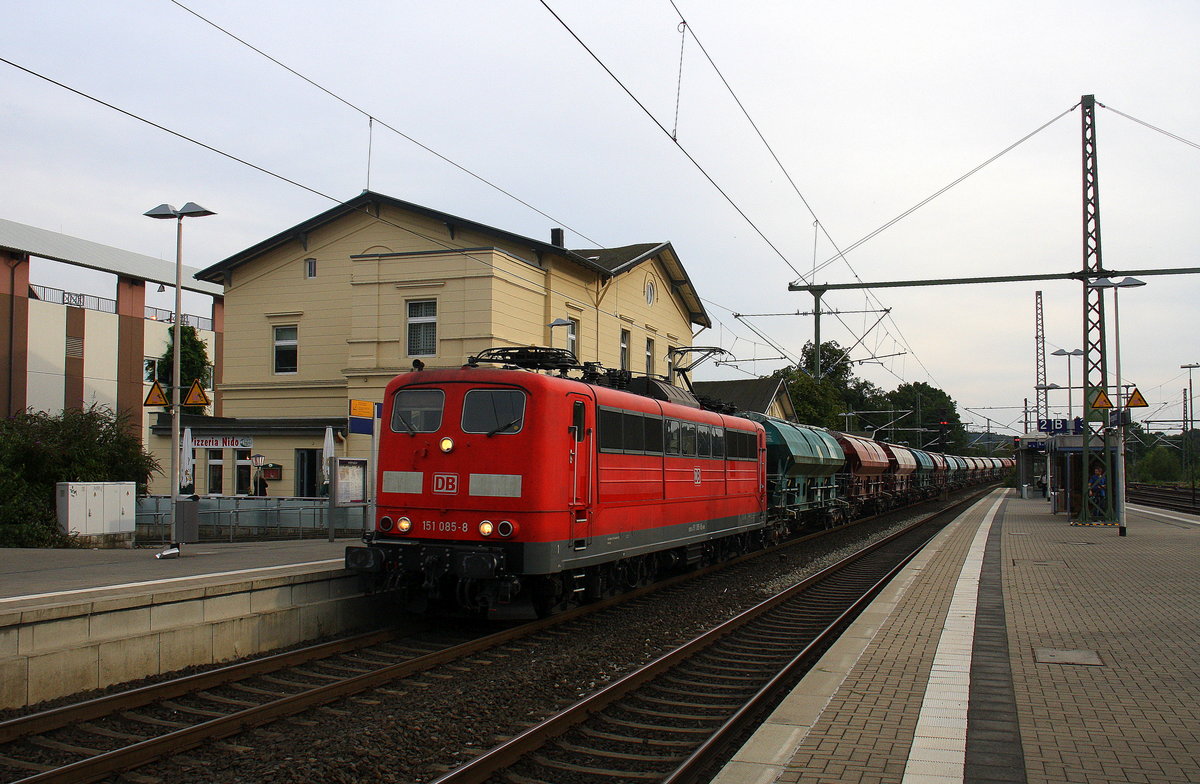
[0,217,223,297]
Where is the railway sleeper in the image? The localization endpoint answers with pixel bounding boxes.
[528,753,666,780]
[553,739,686,764]
[578,725,695,748]
[597,714,714,736]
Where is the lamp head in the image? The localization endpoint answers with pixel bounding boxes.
[178,202,216,218]
[144,204,178,219]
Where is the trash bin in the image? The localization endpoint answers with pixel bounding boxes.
[1020,484,1030,500]
[175,499,199,542]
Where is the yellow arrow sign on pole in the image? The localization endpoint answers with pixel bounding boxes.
[143,381,169,407]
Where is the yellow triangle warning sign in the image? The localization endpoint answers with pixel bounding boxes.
[183,379,211,407]
[1126,388,1149,408]
[1089,389,1114,409]
[143,381,169,407]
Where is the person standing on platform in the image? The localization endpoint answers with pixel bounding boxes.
[1088,465,1107,516]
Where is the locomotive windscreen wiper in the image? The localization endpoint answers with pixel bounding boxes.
[486,416,523,437]
[395,413,417,435]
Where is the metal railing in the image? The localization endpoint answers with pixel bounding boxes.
[30,284,117,314]
[144,305,214,332]
[136,496,368,544]
[28,284,213,331]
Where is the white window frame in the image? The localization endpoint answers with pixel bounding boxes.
[567,318,579,358]
[620,329,630,371]
[304,258,317,278]
[407,299,438,357]
[273,325,298,374]
[645,337,655,376]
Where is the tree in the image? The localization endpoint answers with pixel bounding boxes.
[885,382,968,451]
[1132,444,1182,483]
[0,405,159,547]
[155,325,212,415]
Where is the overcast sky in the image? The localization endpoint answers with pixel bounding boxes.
[5,1,1198,437]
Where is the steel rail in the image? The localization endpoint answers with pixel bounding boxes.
[426,489,989,784]
[2,487,992,783]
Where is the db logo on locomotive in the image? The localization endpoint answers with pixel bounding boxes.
[432,473,459,494]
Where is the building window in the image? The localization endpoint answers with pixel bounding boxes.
[645,338,655,376]
[667,345,677,384]
[304,258,317,278]
[645,278,657,306]
[235,449,252,495]
[207,449,224,494]
[273,325,298,374]
[143,358,158,382]
[407,300,437,357]
[567,318,579,358]
[620,329,630,370]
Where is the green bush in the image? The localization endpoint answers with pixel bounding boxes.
[0,405,159,547]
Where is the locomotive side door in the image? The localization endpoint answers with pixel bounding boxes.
[567,394,594,548]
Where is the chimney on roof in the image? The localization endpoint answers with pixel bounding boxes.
[550,227,565,247]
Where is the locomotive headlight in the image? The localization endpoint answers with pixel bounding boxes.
[397,516,413,533]
[439,437,455,453]
[478,520,494,537]
[379,516,393,532]
[497,520,515,537]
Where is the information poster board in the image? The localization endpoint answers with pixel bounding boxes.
[331,457,368,506]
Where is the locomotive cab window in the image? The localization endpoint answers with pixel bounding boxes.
[462,389,526,435]
[392,389,444,434]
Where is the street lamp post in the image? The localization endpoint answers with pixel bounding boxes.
[144,202,215,552]
[1036,383,1063,506]
[1089,276,1145,535]
[250,453,266,496]
[1183,363,1198,506]
[1051,348,1084,421]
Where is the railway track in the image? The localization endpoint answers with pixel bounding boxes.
[0,624,504,784]
[427,491,984,784]
[0,489,989,784]
[1127,483,1200,514]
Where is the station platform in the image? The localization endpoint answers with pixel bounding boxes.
[715,489,1200,784]
[0,538,353,610]
[0,537,373,709]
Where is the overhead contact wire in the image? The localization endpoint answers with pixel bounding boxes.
[167,0,604,248]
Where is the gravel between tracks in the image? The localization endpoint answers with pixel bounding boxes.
[126,507,947,784]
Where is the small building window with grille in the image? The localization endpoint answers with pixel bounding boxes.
[620,329,630,370]
[304,258,317,278]
[407,300,437,357]
[274,325,298,374]
[645,338,655,377]
[143,358,158,382]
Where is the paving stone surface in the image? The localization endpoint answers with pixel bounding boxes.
[768,494,1200,784]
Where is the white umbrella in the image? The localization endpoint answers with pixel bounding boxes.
[322,426,335,486]
[180,427,195,495]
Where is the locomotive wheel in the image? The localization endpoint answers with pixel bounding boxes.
[531,574,568,618]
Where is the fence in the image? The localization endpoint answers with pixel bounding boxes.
[136,496,369,544]
[29,284,214,331]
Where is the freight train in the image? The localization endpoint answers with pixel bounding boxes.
[344,347,1011,615]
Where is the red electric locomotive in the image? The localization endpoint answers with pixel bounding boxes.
[345,348,766,614]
